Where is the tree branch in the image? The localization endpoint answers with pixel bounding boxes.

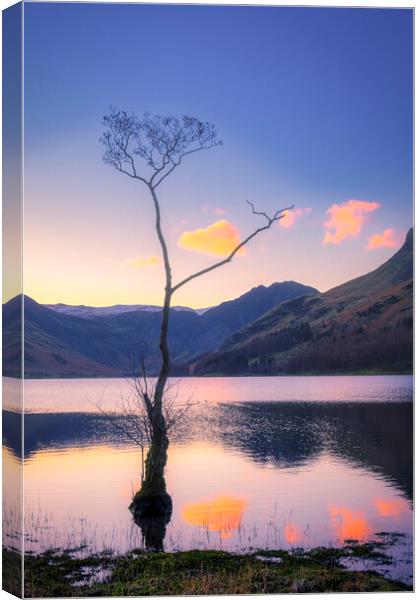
[171,201,294,293]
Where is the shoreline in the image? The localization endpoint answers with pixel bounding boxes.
[3,371,414,382]
[3,541,411,597]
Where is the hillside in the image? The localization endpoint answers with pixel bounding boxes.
[193,229,413,375]
[3,281,317,378]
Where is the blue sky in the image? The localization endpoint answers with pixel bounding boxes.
[22,3,413,307]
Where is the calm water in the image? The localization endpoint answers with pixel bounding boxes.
[3,375,413,583]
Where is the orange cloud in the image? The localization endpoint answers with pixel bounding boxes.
[374,498,408,518]
[330,506,372,542]
[125,255,160,268]
[323,200,380,245]
[182,495,247,539]
[279,207,312,229]
[178,220,244,257]
[367,228,400,250]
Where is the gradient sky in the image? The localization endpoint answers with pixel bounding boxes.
[22,3,413,308]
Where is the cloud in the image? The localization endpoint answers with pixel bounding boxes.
[178,219,244,257]
[214,207,226,216]
[323,200,380,244]
[367,228,400,250]
[125,255,161,269]
[279,207,312,229]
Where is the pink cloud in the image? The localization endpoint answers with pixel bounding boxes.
[323,200,380,245]
[279,207,312,229]
[367,228,401,250]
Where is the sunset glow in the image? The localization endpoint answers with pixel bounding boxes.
[18,3,412,308]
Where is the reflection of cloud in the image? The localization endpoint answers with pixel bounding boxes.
[178,220,244,257]
[323,200,380,245]
[182,495,247,538]
[330,506,372,542]
[279,207,311,229]
[125,255,161,268]
[375,498,408,517]
[367,228,400,250]
[284,523,301,544]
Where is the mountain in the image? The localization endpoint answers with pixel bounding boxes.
[193,229,413,375]
[44,303,210,318]
[3,281,317,378]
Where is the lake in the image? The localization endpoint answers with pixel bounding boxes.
[3,375,413,584]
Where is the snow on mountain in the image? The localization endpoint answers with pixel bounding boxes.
[43,303,211,318]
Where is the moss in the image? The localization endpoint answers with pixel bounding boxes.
[3,545,411,598]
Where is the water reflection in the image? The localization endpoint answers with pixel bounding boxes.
[2,375,413,584]
[329,506,372,543]
[374,498,409,518]
[134,513,172,552]
[283,523,302,545]
[182,496,247,539]
[216,401,413,499]
[4,399,412,501]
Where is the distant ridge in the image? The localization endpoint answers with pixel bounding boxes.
[44,303,211,318]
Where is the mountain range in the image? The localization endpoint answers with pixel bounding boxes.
[3,230,412,378]
[3,281,317,378]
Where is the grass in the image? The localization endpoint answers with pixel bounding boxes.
[3,541,411,597]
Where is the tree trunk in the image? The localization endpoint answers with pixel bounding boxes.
[130,185,173,519]
[129,410,172,518]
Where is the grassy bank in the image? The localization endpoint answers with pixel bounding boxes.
[3,542,411,597]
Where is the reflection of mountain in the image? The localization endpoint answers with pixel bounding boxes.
[4,399,412,500]
[216,402,413,500]
[3,411,113,458]
[194,229,413,375]
[3,282,317,378]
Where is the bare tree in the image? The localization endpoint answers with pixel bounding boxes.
[101,107,292,517]
[96,360,194,487]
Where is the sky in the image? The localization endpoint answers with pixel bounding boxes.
[20,3,413,308]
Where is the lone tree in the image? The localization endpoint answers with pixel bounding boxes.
[101,108,292,518]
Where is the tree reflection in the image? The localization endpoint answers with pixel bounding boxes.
[133,504,172,551]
